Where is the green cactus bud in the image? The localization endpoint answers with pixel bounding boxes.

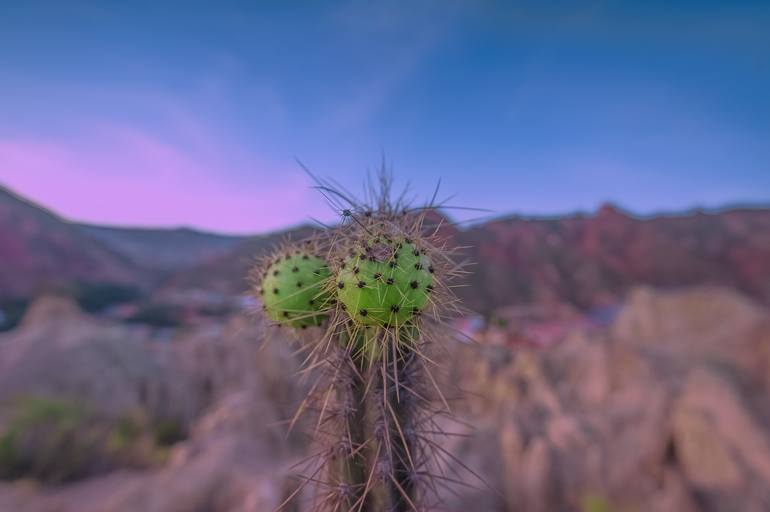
[260,251,332,328]
[336,239,433,327]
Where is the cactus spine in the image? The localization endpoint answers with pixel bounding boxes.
[252,171,467,511]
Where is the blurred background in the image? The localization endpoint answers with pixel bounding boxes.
[1,1,769,511]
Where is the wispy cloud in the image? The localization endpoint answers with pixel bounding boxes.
[318,0,470,135]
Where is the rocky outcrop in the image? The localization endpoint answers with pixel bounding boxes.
[450,286,770,511]
[2,286,770,510]
[0,296,198,423]
[0,300,307,511]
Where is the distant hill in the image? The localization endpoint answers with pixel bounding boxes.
[79,225,244,273]
[162,225,318,296]
[168,204,770,316]
[3,183,769,318]
[0,185,142,300]
[455,204,770,315]
[0,184,246,305]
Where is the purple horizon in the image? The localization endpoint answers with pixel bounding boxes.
[0,126,335,235]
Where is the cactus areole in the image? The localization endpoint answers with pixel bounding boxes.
[260,252,331,327]
[336,238,433,326]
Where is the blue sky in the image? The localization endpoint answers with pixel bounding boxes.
[1,1,768,233]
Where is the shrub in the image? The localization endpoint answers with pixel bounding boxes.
[0,396,164,483]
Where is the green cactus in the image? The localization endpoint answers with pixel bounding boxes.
[336,238,433,327]
[251,169,474,512]
[259,250,331,328]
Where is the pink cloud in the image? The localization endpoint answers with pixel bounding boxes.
[0,126,332,234]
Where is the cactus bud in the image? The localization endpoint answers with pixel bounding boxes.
[336,238,433,327]
[259,250,331,327]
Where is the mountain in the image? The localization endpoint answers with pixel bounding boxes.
[3,182,770,319]
[0,185,142,301]
[78,225,244,273]
[164,212,459,297]
[169,203,770,317]
[162,225,318,295]
[455,203,770,315]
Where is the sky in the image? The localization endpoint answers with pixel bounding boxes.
[1,0,768,234]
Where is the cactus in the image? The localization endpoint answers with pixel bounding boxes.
[252,169,473,511]
[336,238,433,327]
[256,247,331,328]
